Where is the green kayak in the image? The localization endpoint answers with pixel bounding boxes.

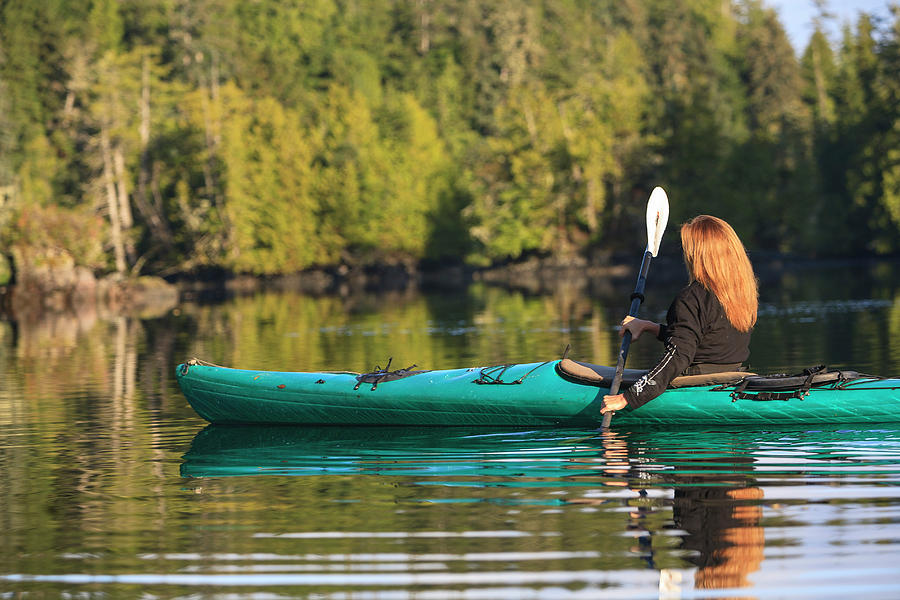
[176,358,900,427]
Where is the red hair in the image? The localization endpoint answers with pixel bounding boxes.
[681,215,758,332]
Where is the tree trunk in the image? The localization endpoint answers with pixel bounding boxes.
[134,53,174,248]
[585,175,599,234]
[417,0,431,54]
[101,129,127,274]
[199,55,230,249]
[113,144,137,265]
[113,145,133,229]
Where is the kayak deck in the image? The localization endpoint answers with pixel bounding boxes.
[176,359,900,427]
[177,360,606,427]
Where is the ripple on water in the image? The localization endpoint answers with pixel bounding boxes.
[6,423,900,598]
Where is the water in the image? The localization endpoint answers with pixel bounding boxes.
[2,262,900,598]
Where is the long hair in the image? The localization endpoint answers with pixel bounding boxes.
[680,215,758,332]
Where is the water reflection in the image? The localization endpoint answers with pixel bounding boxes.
[3,262,899,388]
[180,425,900,595]
[667,446,764,591]
[170,265,900,376]
[2,262,900,598]
[174,284,618,373]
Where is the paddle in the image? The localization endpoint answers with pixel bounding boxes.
[600,186,669,428]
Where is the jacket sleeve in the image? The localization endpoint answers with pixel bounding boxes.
[656,323,668,342]
[623,289,703,409]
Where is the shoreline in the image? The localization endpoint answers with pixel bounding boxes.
[1,253,898,321]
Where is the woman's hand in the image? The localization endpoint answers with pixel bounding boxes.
[619,316,659,341]
[601,394,627,414]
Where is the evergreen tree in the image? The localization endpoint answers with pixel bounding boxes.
[827,13,900,254]
[802,29,837,127]
[2,0,900,281]
[733,0,815,252]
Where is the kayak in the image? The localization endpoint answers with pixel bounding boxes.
[175,358,900,427]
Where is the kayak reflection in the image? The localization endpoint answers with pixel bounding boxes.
[181,425,899,593]
[181,425,621,479]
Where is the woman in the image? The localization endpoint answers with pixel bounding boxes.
[600,215,758,413]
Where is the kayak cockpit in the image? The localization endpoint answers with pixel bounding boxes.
[555,358,750,389]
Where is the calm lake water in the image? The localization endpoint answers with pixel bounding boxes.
[2,261,900,598]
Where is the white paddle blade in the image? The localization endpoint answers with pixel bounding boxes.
[646,187,669,257]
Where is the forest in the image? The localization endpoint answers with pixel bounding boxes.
[1,0,899,284]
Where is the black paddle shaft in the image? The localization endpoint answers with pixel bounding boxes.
[601,249,654,427]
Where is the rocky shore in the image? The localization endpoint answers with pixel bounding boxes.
[0,261,178,320]
[1,251,637,319]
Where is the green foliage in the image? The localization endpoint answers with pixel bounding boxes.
[814,11,900,255]
[801,29,837,125]
[216,86,320,273]
[88,0,124,52]
[0,254,9,286]
[2,0,900,280]
[733,1,815,251]
[4,203,106,271]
